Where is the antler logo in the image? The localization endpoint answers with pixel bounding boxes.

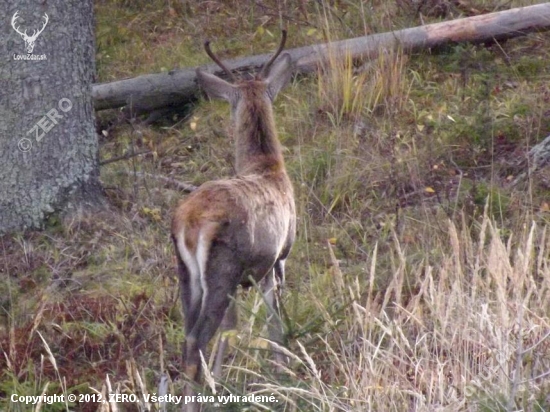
[11,11,49,54]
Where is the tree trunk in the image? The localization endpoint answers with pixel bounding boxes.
[92,3,550,114]
[0,0,100,235]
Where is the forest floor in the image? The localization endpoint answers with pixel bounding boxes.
[2,0,550,411]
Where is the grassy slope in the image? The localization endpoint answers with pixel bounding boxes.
[2,0,550,411]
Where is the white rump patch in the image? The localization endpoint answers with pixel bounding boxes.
[196,230,210,313]
[176,228,211,315]
[176,230,201,308]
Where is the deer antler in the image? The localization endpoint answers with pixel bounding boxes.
[11,11,27,37]
[204,40,236,82]
[31,13,49,40]
[259,30,288,78]
[11,12,48,41]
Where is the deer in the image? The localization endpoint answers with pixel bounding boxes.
[171,31,295,410]
[11,11,49,54]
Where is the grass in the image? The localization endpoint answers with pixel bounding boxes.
[2,0,550,410]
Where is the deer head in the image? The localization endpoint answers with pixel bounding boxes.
[195,30,293,174]
[12,11,49,54]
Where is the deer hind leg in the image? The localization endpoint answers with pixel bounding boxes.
[182,247,240,412]
[263,259,288,370]
[173,235,203,412]
[185,242,241,383]
[212,298,237,378]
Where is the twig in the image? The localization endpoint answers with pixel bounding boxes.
[100,150,151,166]
[521,329,550,355]
[521,368,550,384]
[123,171,197,193]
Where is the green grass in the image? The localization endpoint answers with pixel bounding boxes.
[2,0,550,411]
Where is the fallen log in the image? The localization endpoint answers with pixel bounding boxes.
[93,3,550,113]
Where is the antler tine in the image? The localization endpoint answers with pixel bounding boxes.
[11,11,26,36]
[259,29,288,78]
[204,40,236,82]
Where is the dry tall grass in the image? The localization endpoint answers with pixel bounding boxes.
[217,211,550,411]
[2,1,550,411]
[317,46,410,124]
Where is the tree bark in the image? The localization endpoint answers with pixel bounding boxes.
[0,0,100,235]
[93,3,550,114]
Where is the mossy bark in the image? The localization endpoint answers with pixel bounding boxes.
[0,0,100,235]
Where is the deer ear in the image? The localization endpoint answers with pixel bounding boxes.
[196,69,238,103]
[265,53,293,101]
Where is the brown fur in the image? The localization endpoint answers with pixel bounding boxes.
[234,82,285,174]
[171,49,295,412]
[172,77,295,276]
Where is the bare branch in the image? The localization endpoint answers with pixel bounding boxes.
[99,150,151,166]
[128,171,197,193]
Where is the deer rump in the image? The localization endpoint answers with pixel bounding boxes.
[172,173,294,293]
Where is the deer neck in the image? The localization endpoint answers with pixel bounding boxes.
[234,87,285,176]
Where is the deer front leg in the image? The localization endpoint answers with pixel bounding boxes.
[263,260,288,370]
[212,298,237,378]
